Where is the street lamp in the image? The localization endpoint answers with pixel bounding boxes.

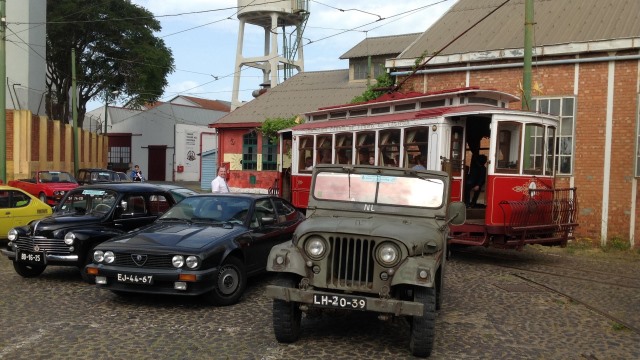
[104,90,119,134]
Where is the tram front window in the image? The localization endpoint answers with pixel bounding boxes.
[523,124,544,175]
[299,136,314,172]
[316,135,332,164]
[379,129,401,166]
[356,132,375,165]
[334,133,353,164]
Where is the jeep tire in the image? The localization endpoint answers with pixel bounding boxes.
[409,286,436,358]
[272,274,302,343]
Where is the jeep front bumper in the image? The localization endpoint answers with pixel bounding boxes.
[265,285,424,317]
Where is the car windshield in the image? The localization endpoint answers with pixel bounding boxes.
[160,196,251,224]
[313,171,445,208]
[39,171,76,183]
[56,189,118,215]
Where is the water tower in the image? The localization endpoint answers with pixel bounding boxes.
[231,0,309,110]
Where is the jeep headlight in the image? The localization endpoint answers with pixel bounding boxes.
[377,243,400,267]
[304,236,327,260]
[7,229,18,241]
[64,232,76,245]
[172,255,185,268]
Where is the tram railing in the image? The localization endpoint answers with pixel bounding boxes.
[498,188,578,247]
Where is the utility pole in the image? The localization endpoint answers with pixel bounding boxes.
[0,0,6,183]
[522,0,534,111]
[72,49,79,175]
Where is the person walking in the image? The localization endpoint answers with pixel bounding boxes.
[211,167,230,193]
[464,154,487,207]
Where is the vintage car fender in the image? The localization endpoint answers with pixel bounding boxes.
[266,241,307,277]
[390,254,442,288]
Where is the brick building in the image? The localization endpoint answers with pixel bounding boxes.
[386,0,639,246]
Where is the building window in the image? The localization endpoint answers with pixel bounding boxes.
[262,135,277,171]
[535,97,575,175]
[352,57,386,80]
[242,131,257,170]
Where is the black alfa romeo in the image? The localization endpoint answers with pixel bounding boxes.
[85,193,304,306]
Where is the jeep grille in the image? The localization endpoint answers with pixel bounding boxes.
[328,236,375,290]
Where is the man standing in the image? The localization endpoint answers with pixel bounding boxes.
[211,167,230,193]
[131,165,144,182]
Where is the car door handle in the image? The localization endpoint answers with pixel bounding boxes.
[4,211,10,215]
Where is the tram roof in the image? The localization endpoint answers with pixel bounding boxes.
[308,87,519,114]
[291,104,558,132]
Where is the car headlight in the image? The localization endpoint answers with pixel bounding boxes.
[104,251,115,264]
[185,256,199,269]
[172,255,185,268]
[7,229,18,241]
[377,243,400,267]
[64,232,76,245]
[93,250,104,263]
[304,236,327,260]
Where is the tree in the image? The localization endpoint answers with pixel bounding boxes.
[350,72,394,103]
[46,0,175,127]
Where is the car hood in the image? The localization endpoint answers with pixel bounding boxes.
[30,213,107,231]
[101,222,247,250]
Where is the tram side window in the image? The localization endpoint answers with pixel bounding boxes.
[335,133,353,164]
[404,127,429,169]
[356,132,375,165]
[496,122,521,173]
[523,124,544,175]
[299,136,314,172]
[316,135,333,164]
[379,129,401,166]
[546,127,556,175]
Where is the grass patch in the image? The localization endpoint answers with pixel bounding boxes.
[611,322,628,331]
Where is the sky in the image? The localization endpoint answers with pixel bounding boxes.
[91,0,457,110]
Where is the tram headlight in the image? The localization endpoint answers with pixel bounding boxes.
[377,243,400,267]
[304,236,327,260]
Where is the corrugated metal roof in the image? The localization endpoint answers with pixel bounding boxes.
[213,70,368,125]
[340,33,422,59]
[400,0,640,59]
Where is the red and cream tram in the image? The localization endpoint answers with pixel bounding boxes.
[277,87,578,249]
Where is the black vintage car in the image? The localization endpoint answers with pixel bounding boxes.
[2,183,176,281]
[85,194,304,306]
[76,168,122,185]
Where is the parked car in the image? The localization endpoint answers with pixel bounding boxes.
[116,172,131,182]
[85,193,304,305]
[0,185,52,241]
[264,165,466,357]
[76,168,121,185]
[156,183,199,202]
[1,183,177,281]
[7,170,78,205]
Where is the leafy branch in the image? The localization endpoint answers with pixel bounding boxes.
[350,72,395,103]
[258,116,303,142]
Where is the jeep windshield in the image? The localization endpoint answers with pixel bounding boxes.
[313,171,445,208]
[56,189,118,216]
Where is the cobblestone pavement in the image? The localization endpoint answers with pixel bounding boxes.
[0,246,638,360]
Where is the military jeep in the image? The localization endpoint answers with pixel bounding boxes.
[265,165,466,357]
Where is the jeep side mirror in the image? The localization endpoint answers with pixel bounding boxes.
[447,201,467,226]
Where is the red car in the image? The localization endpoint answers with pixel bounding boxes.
[8,171,79,205]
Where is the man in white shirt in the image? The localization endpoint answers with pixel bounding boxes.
[211,167,230,193]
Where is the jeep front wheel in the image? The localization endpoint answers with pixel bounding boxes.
[409,286,436,358]
[272,274,302,343]
[13,261,46,278]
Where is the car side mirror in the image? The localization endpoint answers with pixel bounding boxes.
[261,216,277,225]
[447,202,467,226]
[119,200,128,211]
